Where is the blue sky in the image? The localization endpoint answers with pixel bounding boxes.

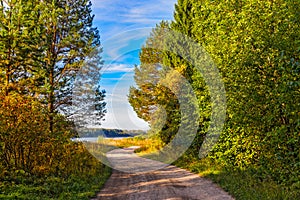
[90,0,177,130]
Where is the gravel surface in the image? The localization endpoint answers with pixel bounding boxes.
[92,147,235,200]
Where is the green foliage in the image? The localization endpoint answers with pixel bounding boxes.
[0,92,111,198]
[71,47,106,129]
[0,0,108,199]
[0,93,51,173]
[0,91,107,173]
[0,0,104,133]
[0,0,43,95]
[191,0,300,186]
[128,21,185,144]
[130,0,300,191]
[174,154,300,200]
[38,0,103,133]
[142,0,300,187]
[128,21,170,122]
[0,163,111,200]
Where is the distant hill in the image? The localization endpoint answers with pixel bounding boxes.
[77,128,146,138]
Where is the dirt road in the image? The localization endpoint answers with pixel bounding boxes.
[92,147,234,200]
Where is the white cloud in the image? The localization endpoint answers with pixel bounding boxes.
[103,64,134,73]
[102,28,150,61]
[100,72,149,130]
[101,109,149,131]
[92,0,177,24]
[92,0,177,62]
[91,0,177,42]
[90,0,176,130]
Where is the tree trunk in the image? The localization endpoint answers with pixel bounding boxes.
[47,25,57,134]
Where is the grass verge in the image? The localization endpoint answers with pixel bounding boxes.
[99,136,162,155]
[174,154,300,200]
[0,165,111,200]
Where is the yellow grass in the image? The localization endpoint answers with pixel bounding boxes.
[97,136,163,156]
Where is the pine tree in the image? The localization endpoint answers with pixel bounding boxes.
[37,0,102,133]
[0,0,105,134]
[129,21,188,144]
[162,0,211,149]
[71,47,106,130]
[129,21,170,122]
[0,0,43,96]
[172,0,196,37]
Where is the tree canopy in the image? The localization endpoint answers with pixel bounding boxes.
[0,0,106,179]
[129,0,300,186]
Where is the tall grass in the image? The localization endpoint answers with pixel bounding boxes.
[98,136,163,155]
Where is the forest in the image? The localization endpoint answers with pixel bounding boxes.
[78,128,145,138]
[0,0,299,199]
[0,0,109,199]
[128,0,300,198]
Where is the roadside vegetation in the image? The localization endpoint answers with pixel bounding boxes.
[127,0,300,199]
[0,0,110,199]
[1,0,299,199]
[102,135,162,155]
[174,152,299,200]
[0,154,111,200]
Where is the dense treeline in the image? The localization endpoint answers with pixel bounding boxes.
[0,0,108,198]
[79,128,145,138]
[129,0,300,188]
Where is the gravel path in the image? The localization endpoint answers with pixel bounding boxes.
[92,147,234,200]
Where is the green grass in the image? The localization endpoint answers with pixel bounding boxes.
[174,155,300,200]
[0,165,111,200]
